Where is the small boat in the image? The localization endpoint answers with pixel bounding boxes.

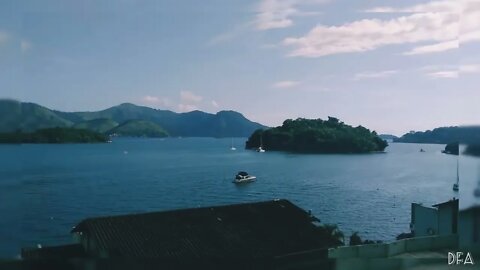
[420,149,425,152]
[256,135,265,153]
[233,171,256,184]
[230,138,236,151]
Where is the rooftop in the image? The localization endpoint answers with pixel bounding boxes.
[70,199,326,259]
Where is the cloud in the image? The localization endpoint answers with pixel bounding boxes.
[404,40,458,55]
[180,91,203,104]
[283,11,459,57]
[211,100,219,108]
[177,91,203,112]
[363,0,460,13]
[141,95,172,108]
[460,0,480,44]
[272,80,301,88]
[420,63,480,78]
[427,70,458,78]
[178,104,198,112]
[354,70,398,80]
[254,0,328,30]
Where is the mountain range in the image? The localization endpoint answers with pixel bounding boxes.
[0,100,267,138]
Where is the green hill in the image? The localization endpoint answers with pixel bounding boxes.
[0,100,72,132]
[73,118,119,133]
[0,127,108,144]
[108,120,168,137]
[246,117,388,153]
[394,126,480,144]
[0,100,267,137]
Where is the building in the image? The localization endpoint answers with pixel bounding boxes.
[19,199,337,269]
[410,199,458,237]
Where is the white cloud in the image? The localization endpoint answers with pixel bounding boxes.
[363,0,461,13]
[178,104,198,112]
[283,11,459,57]
[255,0,328,30]
[180,91,203,104]
[177,91,203,112]
[141,95,172,108]
[281,0,480,57]
[211,100,219,108]
[404,40,458,55]
[272,80,301,88]
[427,70,458,78]
[460,1,480,44]
[354,70,398,80]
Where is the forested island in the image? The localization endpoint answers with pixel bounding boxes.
[0,128,109,144]
[245,117,388,153]
[394,126,480,144]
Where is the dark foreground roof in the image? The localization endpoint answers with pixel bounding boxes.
[71,199,324,259]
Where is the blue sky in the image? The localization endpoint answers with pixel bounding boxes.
[0,0,478,135]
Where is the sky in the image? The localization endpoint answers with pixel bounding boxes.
[0,0,478,135]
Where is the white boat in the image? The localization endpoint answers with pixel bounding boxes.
[233,171,256,183]
[230,138,236,151]
[453,159,459,192]
[256,135,265,153]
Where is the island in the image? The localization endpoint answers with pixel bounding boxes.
[394,126,480,144]
[245,117,388,153]
[0,127,109,144]
[442,142,459,155]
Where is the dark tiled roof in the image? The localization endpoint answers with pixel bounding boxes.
[21,244,86,260]
[71,199,323,258]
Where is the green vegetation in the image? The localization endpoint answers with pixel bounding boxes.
[0,100,266,137]
[378,134,398,141]
[349,232,383,246]
[73,118,119,133]
[442,142,459,155]
[0,127,108,144]
[464,144,480,157]
[108,120,168,137]
[245,117,387,153]
[395,126,480,144]
[0,100,72,132]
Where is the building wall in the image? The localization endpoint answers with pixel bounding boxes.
[438,204,453,235]
[412,204,438,237]
[328,234,458,259]
[458,208,480,249]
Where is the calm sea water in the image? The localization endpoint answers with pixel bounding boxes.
[0,138,460,258]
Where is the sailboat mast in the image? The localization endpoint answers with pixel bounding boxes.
[456,158,459,185]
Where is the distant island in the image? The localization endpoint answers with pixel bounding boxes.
[378,134,398,141]
[0,100,266,138]
[0,128,108,144]
[394,126,480,144]
[245,117,388,153]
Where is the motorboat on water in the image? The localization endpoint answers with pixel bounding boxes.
[233,171,256,184]
[256,147,265,153]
